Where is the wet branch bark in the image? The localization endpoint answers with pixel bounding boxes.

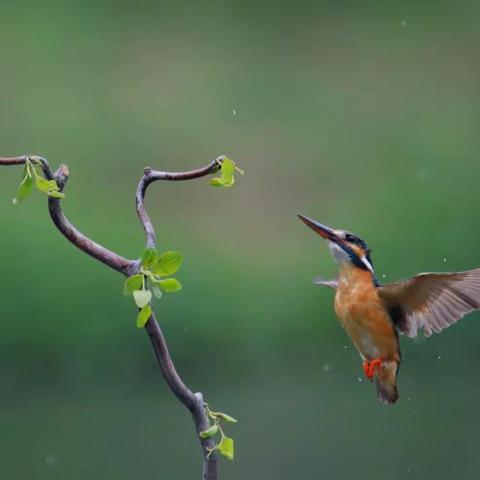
[0,154,226,480]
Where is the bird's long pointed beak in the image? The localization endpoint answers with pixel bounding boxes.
[297,214,341,243]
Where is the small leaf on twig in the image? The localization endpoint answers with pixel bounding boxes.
[209,157,244,189]
[156,278,182,293]
[137,305,152,328]
[141,247,158,268]
[16,165,33,202]
[123,274,143,295]
[133,289,152,308]
[217,436,234,461]
[215,412,237,423]
[47,190,65,198]
[199,424,219,439]
[152,251,183,276]
[151,284,163,299]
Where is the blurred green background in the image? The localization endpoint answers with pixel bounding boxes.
[1,1,479,478]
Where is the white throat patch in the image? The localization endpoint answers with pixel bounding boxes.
[328,241,350,264]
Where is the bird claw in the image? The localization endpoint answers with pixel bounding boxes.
[363,359,383,380]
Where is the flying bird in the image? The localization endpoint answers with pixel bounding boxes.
[298,214,480,404]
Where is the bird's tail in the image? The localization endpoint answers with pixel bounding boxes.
[375,361,399,404]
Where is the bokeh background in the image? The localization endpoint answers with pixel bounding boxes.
[1,1,479,478]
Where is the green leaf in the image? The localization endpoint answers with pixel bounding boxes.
[136,305,152,328]
[209,177,228,188]
[35,176,58,193]
[209,157,243,188]
[157,278,182,293]
[123,274,143,295]
[32,173,65,198]
[152,251,183,276]
[48,190,65,198]
[221,157,236,185]
[216,413,237,423]
[47,190,65,199]
[151,284,163,300]
[199,424,219,439]
[141,247,158,268]
[217,436,234,461]
[16,170,33,202]
[133,289,152,308]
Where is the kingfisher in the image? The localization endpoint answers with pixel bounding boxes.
[298,214,480,404]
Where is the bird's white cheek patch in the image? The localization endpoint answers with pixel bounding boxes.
[361,256,374,273]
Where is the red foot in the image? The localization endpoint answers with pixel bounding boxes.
[363,359,383,379]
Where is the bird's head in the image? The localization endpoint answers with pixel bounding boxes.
[298,214,374,273]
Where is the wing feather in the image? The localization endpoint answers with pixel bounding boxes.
[378,268,480,337]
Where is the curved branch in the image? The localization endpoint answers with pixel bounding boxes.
[136,156,224,248]
[0,155,133,275]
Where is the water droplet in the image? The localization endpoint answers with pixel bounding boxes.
[382,274,386,278]
[232,109,237,116]
[322,363,331,372]
[12,198,17,204]
[344,345,348,349]
[437,355,442,360]
[357,377,363,382]
[443,257,447,262]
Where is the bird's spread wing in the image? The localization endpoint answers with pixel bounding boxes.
[378,269,480,337]
[313,277,338,289]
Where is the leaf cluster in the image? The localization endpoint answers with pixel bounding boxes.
[14,157,65,203]
[200,406,237,461]
[123,248,183,328]
[209,157,244,188]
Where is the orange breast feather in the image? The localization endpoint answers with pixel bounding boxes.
[334,265,400,361]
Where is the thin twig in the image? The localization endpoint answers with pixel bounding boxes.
[136,156,223,248]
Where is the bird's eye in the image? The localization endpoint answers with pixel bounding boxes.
[345,234,355,243]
